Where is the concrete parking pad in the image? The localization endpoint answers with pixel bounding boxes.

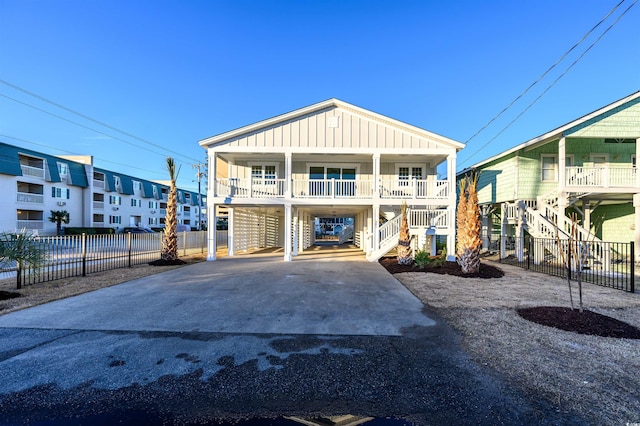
[0,254,434,336]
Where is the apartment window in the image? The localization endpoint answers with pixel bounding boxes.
[109,215,122,224]
[51,187,70,199]
[109,195,122,205]
[149,217,158,225]
[133,181,141,191]
[131,199,141,207]
[93,214,104,223]
[149,201,158,209]
[57,163,68,175]
[541,155,557,182]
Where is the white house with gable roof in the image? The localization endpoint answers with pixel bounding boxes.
[199,99,464,262]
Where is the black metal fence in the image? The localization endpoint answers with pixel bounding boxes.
[2,231,210,286]
[498,235,635,293]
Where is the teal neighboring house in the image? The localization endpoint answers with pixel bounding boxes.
[458,91,640,261]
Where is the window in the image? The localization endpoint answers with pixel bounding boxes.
[148,217,158,225]
[541,155,557,182]
[397,165,424,186]
[131,199,141,207]
[149,201,158,209]
[250,163,279,185]
[93,214,104,223]
[109,195,122,205]
[109,215,122,224]
[51,187,70,199]
[133,181,141,191]
[57,163,68,175]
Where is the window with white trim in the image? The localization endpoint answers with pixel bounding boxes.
[541,155,557,182]
[109,195,122,205]
[250,163,278,185]
[51,187,70,199]
[397,165,424,186]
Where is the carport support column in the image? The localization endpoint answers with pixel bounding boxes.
[373,205,380,253]
[207,203,217,261]
[634,194,640,262]
[284,204,293,261]
[373,154,380,198]
[227,207,235,256]
[293,207,299,256]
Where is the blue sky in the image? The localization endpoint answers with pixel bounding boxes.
[1,0,638,190]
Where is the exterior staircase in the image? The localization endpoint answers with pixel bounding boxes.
[509,194,609,270]
[367,208,449,262]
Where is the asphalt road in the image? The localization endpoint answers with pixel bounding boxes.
[0,254,585,425]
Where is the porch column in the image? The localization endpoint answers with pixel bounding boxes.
[285,152,292,198]
[373,154,380,198]
[583,200,591,232]
[516,201,525,262]
[481,205,491,252]
[227,207,235,256]
[636,138,640,188]
[207,203,217,261]
[210,150,218,197]
[634,194,640,262]
[293,207,299,256]
[558,136,566,190]
[284,204,292,261]
[500,203,507,259]
[365,208,372,257]
[373,204,380,253]
[446,153,457,261]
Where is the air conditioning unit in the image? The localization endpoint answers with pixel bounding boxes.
[57,201,66,206]
[150,210,156,214]
[112,207,119,211]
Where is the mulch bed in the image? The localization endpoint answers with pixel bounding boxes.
[379,257,504,279]
[0,290,21,301]
[148,259,188,266]
[518,306,640,339]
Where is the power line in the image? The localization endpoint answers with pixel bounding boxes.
[0,81,201,163]
[458,0,637,170]
[462,0,626,147]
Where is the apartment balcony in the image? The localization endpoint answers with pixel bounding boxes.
[93,201,105,209]
[93,179,105,189]
[16,220,44,230]
[20,165,45,179]
[16,192,44,204]
[213,178,450,201]
[565,166,637,191]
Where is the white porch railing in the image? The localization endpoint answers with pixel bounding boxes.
[292,179,373,198]
[17,192,44,203]
[214,178,449,200]
[20,165,45,178]
[409,208,450,228]
[378,179,448,199]
[216,178,287,198]
[566,166,636,188]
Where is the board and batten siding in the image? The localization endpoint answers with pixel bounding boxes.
[215,106,452,151]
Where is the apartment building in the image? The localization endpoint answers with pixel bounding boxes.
[0,142,205,235]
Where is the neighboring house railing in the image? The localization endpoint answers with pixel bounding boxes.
[6,231,209,286]
[565,166,636,188]
[499,235,635,293]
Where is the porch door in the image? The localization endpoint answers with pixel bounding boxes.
[309,167,356,196]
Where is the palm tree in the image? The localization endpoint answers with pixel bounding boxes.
[0,231,47,289]
[161,157,180,262]
[397,201,413,265]
[48,210,70,236]
[456,171,482,274]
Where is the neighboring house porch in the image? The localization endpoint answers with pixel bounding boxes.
[461,91,640,263]
[200,99,464,262]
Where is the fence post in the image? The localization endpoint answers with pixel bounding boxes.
[527,237,531,270]
[82,233,87,277]
[630,241,635,293]
[128,232,132,268]
[567,239,572,281]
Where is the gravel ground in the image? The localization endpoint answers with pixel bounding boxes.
[397,261,640,426]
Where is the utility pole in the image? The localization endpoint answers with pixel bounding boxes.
[192,161,207,230]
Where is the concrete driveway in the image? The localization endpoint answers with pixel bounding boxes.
[0,253,434,336]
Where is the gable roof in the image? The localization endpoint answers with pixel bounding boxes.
[458,90,640,174]
[199,98,465,151]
